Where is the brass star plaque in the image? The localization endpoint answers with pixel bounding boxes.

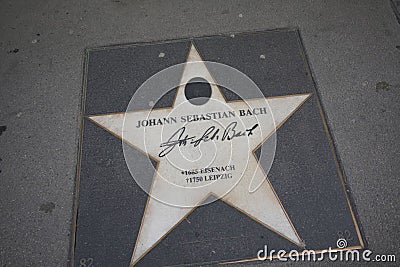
[72,29,364,267]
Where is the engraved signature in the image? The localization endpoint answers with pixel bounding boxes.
[159,122,258,157]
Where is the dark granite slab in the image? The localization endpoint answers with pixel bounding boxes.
[72,29,364,267]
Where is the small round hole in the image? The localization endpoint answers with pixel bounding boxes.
[184,77,212,105]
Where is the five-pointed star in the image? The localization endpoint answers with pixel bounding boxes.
[88,44,311,266]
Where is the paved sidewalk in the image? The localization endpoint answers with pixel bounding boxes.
[0,0,399,266]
